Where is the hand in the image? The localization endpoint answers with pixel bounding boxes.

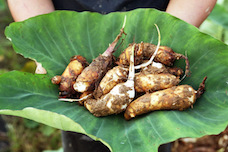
[166,0,217,27]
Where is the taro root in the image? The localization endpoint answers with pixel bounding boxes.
[124,77,207,120]
[51,55,88,98]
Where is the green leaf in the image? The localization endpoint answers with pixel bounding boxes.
[1,9,228,152]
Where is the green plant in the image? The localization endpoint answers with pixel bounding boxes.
[0,9,227,152]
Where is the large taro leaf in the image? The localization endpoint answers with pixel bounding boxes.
[1,9,228,152]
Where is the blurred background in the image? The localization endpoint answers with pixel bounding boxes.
[0,0,227,151]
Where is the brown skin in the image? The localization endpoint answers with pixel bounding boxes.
[140,62,184,77]
[118,42,144,66]
[51,55,88,98]
[74,25,126,93]
[135,73,180,93]
[167,67,184,77]
[79,91,93,105]
[124,77,207,120]
[74,55,115,92]
[84,44,135,117]
[118,43,190,76]
[125,85,196,120]
[93,66,129,99]
[134,62,182,93]
[84,84,133,117]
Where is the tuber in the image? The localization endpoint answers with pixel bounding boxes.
[118,43,190,77]
[51,55,88,98]
[134,73,180,93]
[134,62,183,93]
[73,16,126,93]
[124,77,207,120]
[93,66,129,99]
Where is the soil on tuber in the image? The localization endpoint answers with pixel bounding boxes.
[73,17,127,93]
[51,23,207,121]
[124,77,207,120]
[51,55,88,98]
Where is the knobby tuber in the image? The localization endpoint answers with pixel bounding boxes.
[93,66,129,99]
[84,44,135,116]
[134,62,183,93]
[135,73,180,93]
[124,77,207,120]
[118,43,190,77]
[51,55,88,98]
[73,16,127,93]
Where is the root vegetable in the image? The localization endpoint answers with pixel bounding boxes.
[79,91,94,105]
[134,61,183,93]
[73,54,115,92]
[84,44,135,117]
[93,66,128,99]
[51,55,88,98]
[135,73,180,93]
[117,42,144,66]
[74,16,127,93]
[124,77,207,120]
[118,44,190,77]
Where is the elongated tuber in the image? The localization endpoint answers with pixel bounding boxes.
[135,73,180,93]
[74,17,127,93]
[124,77,207,120]
[118,43,190,77]
[93,66,129,99]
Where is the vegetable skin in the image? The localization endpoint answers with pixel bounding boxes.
[118,43,190,77]
[134,62,182,93]
[74,17,126,93]
[93,66,128,99]
[124,77,207,120]
[51,55,88,98]
[118,42,144,66]
[73,54,115,92]
[135,73,180,93]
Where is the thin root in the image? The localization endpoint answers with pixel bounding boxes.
[196,76,207,98]
[58,94,93,102]
[176,52,190,79]
[135,24,161,69]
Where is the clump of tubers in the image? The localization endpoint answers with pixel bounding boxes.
[51,55,88,98]
[51,23,207,121]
